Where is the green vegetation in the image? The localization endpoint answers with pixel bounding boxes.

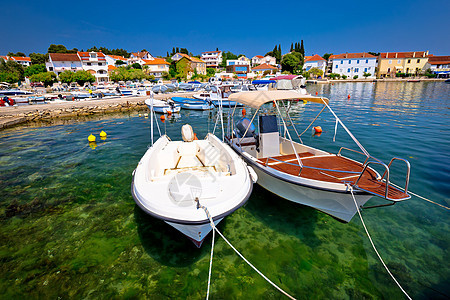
[342,74,348,79]
[115,60,126,66]
[328,73,341,79]
[363,72,371,78]
[322,53,333,61]
[353,75,358,79]
[47,44,78,54]
[219,51,238,68]
[266,45,282,63]
[24,64,47,77]
[0,59,25,83]
[72,70,96,86]
[206,68,216,77]
[58,70,75,84]
[86,46,131,58]
[308,67,324,78]
[109,67,150,82]
[130,63,142,69]
[281,52,303,74]
[29,72,57,87]
[29,53,49,65]
[7,52,26,57]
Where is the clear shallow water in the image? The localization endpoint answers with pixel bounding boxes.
[0,82,448,298]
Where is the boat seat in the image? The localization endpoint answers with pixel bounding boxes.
[176,142,202,169]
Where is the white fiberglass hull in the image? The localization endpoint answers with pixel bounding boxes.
[252,165,372,222]
[166,218,222,247]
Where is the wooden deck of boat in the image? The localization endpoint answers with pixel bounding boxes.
[257,153,409,200]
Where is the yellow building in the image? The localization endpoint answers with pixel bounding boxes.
[377,51,429,77]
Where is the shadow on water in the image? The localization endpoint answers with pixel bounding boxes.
[133,205,206,267]
[245,185,321,247]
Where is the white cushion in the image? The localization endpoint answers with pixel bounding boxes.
[181,124,194,142]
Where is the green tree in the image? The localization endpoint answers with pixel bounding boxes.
[363,72,371,78]
[29,72,57,87]
[29,53,48,65]
[0,59,25,82]
[180,48,189,54]
[322,53,333,61]
[176,58,193,79]
[206,68,216,77]
[131,63,142,69]
[24,64,47,77]
[72,70,95,86]
[220,51,238,68]
[368,52,380,57]
[7,52,26,57]
[162,71,170,80]
[353,75,358,79]
[300,40,305,57]
[290,43,293,52]
[115,60,126,66]
[47,44,77,53]
[58,70,74,83]
[0,72,19,83]
[281,52,303,73]
[309,67,323,78]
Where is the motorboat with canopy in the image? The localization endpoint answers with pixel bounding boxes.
[145,97,181,114]
[226,90,411,222]
[132,99,256,247]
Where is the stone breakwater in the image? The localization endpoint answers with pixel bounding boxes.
[0,92,195,130]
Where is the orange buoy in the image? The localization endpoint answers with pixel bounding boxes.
[242,108,246,116]
[347,94,351,99]
[160,115,165,122]
[194,133,198,140]
[167,110,172,115]
[315,92,318,95]
[314,126,323,133]
[272,101,276,107]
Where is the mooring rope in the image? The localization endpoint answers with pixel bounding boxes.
[196,200,296,300]
[388,181,450,210]
[347,185,412,300]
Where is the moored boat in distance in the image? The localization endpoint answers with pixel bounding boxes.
[145,98,181,114]
[171,97,214,110]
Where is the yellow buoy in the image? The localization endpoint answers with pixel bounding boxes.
[100,130,107,138]
[138,114,142,117]
[88,134,96,142]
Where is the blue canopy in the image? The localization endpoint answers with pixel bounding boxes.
[252,80,274,85]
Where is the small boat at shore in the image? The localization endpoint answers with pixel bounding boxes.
[132,125,255,247]
[171,97,214,110]
[145,98,181,114]
[227,89,411,222]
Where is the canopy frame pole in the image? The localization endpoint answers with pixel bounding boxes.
[282,100,303,144]
[238,108,259,149]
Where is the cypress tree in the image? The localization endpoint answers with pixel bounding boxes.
[176,47,179,53]
[278,44,282,62]
[300,40,305,56]
[172,47,175,55]
[290,43,293,52]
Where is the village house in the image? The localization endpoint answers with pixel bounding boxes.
[201,51,222,68]
[227,56,251,67]
[303,54,327,76]
[329,52,377,78]
[251,55,276,67]
[105,54,128,66]
[128,51,154,65]
[78,52,109,83]
[171,53,190,61]
[0,56,32,67]
[175,56,207,78]
[251,63,278,75]
[423,55,450,78]
[143,58,170,79]
[45,53,83,76]
[377,51,429,77]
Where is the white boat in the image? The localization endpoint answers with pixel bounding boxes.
[145,98,181,114]
[132,125,255,247]
[226,90,411,222]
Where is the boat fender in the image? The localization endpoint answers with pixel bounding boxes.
[88,134,96,142]
[347,94,351,99]
[314,126,322,134]
[242,108,246,116]
[247,166,258,183]
[315,92,318,95]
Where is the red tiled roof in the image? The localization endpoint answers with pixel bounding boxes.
[11,56,31,62]
[173,53,190,59]
[254,55,264,58]
[132,51,150,58]
[143,58,169,65]
[189,57,205,63]
[305,54,326,62]
[329,52,376,59]
[108,55,127,61]
[202,51,221,54]
[49,53,80,62]
[108,65,117,70]
[428,55,450,65]
[78,52,106,61]
[252,63,278,70]
[0,56,9,60]
[379,51,428,59]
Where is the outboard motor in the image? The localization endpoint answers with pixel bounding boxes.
[235,117,255,138]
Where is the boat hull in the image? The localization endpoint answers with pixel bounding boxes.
[251,164,372,222]
[146,103,181,114]
[166,218,222,248]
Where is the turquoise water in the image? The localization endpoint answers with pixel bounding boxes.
[0,82,448,298]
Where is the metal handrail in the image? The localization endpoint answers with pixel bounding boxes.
[354,160,390,200]
[337,147,384,166]
[382,157,411,194]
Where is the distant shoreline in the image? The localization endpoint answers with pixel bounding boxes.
[307,77,447,83]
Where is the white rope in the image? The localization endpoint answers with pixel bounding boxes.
[206,223,215,299]
[333,118,338,142]
[197,202,296,300]
[347,185,412,299]
[386,181,450,210]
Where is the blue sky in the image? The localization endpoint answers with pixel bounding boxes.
[2,0,449,57]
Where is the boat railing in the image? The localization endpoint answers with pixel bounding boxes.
[382,157,411,194]
[337,147,384,166]
[354,160,392,200]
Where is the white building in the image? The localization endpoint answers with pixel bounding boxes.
[46,53,83,75]
[10,56,31,67]
[105,54,128,66]
[201,51,222,68]
[226,56,251,67]
[143,58,170,79]
[129,51,154,65]
[78,52,109,83]
[424,55,450,78]
[303,54,327,75]
[329,52,377,78]
[251,55,276,67]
